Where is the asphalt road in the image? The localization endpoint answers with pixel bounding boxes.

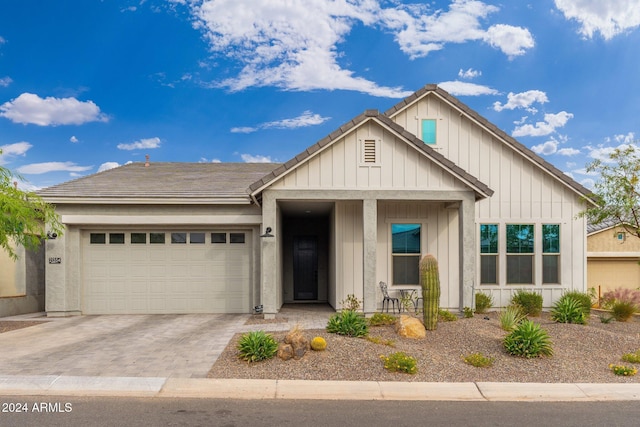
[2,396,640,427]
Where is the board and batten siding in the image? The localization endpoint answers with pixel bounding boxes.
[390,93,588,307]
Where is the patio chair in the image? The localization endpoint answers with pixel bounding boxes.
[379,281,400,313]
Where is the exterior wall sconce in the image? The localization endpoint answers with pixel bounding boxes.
[260,227,274,238]
[46,231,58,240]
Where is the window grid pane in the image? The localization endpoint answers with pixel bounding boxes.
[506,224,534,253]
[506,255,534,284]
[480,255,497,284]
[131,233,147,244]
[230,233,245,244]
[211,233,226,244]
[543,255,559,284]
[393,256,420,285]
[90,233,106,244]
[542,224,560,253]
[480,224,498,253]
[150,233,165,244]
[109,233,125,244]
[190,232,205,244]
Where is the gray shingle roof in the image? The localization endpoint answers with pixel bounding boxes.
[38,162,280,200]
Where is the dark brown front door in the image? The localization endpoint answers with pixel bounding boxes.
[293,236,318,300]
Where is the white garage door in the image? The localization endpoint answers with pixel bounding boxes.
[82,230,253,314]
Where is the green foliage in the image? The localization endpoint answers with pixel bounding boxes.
[559,291,592,316]
[503,320,553,358]
[611,300,637,322]
[601,288,640,310]
[621,350,640,364]
[580,145,640,241]
[0,156,63,259]
[368,312,397,326]
[462,352,494,368]
[609,364,637,376]
[380,352,417,374]
[499,305,526,332]
[438,309,458,322]
[340,294,362,311]
[326,310,369,337]
[310,336,327,351]
[420,254,441,330]
[510,290,543,317]
[474,292,493,314]
[599,314,615,324]
[463,307,474,318]
[550,297,587,324]
[237,331,279,363]
[365,335,395,347]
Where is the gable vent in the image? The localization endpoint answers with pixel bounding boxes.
[363,140,376,163]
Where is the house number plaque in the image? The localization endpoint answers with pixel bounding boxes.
[48,257,62,264]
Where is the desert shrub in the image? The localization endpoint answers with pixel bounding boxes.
[611,300,638,322]
[599,314,615,324]
[368,312,397,326]
[503,320,553,358]
[550,297,587,324]
[237,331,279,363]
[621,350,640,364]
[438,309,458,322]
[326,310,369,337]
[499,305,526,332]
[462,352,494,368]
[510,290,543,317]
[310,336,327,351]
[380,352,417,374]
[601,288,640,310]
[340,294,362,311]
[559,291,592,316]
[463,307,474,318]
[366,336,395,347]
[609,364,637,376]
[475,292,493,314]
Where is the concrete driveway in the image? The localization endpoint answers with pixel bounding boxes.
[0,308,332,378]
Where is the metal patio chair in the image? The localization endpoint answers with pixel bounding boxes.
[379,281,400,313]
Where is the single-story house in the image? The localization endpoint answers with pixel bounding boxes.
[587,221,640,298]
[38,84,596,317]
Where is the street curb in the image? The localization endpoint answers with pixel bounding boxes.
[2,376,640,401]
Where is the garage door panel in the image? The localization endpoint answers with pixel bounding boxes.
[83,230,253,314]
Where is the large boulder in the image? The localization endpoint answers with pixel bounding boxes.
[284,327,310,360]
[395,315,426,339]
[277,343,294,361]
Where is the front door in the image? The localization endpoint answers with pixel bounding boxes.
[293,236,318,300]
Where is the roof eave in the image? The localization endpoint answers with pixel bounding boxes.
[41,196,255,205]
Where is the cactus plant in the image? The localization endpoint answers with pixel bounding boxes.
[420,254,441,330]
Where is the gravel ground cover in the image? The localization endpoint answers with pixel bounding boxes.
[208,312,640,383]
[0,321,46,334]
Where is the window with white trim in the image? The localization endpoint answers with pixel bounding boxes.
[542,224,560,284]
[391,224,421,285]
[480,224,498,285]
[506,224,534,284]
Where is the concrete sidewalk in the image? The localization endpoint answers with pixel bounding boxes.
[1,375,640,401]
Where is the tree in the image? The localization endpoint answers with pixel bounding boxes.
[0,151,63,259]
[581,144,640,238]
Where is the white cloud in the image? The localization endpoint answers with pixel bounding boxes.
[0,141,32,165]
[240,154,274,163]
[70,136,79,143]
[605,132,636,144]
[493,90,548,112]
[437,81,498,96]
[531,140,558,155]
[97,162,120,172]
[557,147,581,156]
[16,161,93,175]
[230,126,258,134]
[199,157,222,163]
[554,0,640,40]
[586,141,639,163]
[457,68,481,79]
[232,110,330,134]
[0,76,12,87]
[0,93,109,126]
[117,137,161,151]
[512,111,573,137]
[189,0,533,97]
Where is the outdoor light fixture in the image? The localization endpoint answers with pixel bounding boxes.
[260,227,274,238]
[46,231,58,240]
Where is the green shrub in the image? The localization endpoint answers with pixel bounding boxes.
[438,309,458,322]
[550,296,587,324]
[499,305,526,332]
[340,294,362,311]
[503,320,553,358]
[599,314,615,324]
[475,292,493,314]
[621,350,640,364]
[510,290,543,317]
[559,291,592,316]
[368,312,397,326]
[601,288,640,310]
[366,335,395,347]
[611,300,637,322]
[609,364,637,376]
[380,352,418,374]
[463,307,474,318]
[326,310,369,337]
[462,352,494,368]
[237,331,279,363]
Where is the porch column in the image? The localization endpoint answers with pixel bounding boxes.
[261,191,278,319]
[362,198,377,313]
[460,192,476,309]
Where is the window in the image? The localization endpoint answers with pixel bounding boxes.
[211,233,226,244]
[391,224,421,285]
[171,232,187,244]
[421,119,436,144]
[542,224,560,284]
[150,233,165,244]
[90,233,106,244]
[506,224,534,284]
[131,233,146,244]
[230,233,245,244]
[480,224,498,284]
[109,233,125,244]
[190,232,205,244]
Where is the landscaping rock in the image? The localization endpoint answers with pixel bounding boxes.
[277,343,294,361]
[395,315,426,339]
[284,327,310,360]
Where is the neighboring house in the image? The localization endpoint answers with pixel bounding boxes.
[587,221,640,297]
[38,84,595,317]
[0,240,45,317]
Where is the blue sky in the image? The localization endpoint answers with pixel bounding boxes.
[1,0,639,191]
